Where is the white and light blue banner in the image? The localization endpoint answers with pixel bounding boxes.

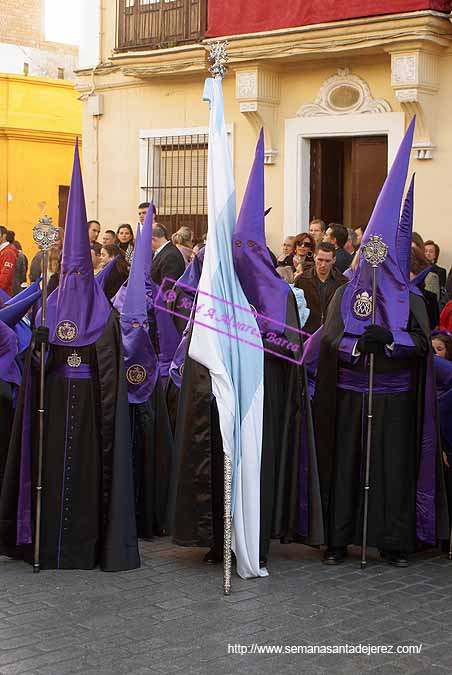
[188,77,267,579]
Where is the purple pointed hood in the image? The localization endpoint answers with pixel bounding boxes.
[397,174,415,283]
[341,118,415,336]
[0,289,41,328]
[4,279,41,306]
[143,205,183,377]
[120,224,159,403]
[175,246,205,299]
[411,265,433,291]
[95,255,118,292]
[395,173,427,301]
[0,319,20,386]
[232,129,290,335]
[113,205,181,378]
[113,205,154,314]
[141,204,153,281]
[45,139,111,346]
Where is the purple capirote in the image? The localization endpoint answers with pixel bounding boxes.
[113,203,180,378]
[119,221,159,404]
[43,138,111,347]
[341,118,415,339]
[232,128,290,337]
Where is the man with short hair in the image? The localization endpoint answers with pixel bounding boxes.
[88,219,101,244]
[294,241,347,334]
[138,202,157,226]
[102,230,117,246]
[324,223,353,273]
[309,218,326,244]
[344,228,358,256]
[276,236,295,268]
[0,226,18,296]
[355,223,367,249]
[150,224,185,287]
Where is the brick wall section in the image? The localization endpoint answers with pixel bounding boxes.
[0,0,44,47]
[0,0,78,79]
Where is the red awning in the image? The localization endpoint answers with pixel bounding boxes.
[207,0,451,38]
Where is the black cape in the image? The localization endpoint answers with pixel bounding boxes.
[0,313,140,571]
[171,291,324,558]
[130,379,174,539]
[314,286,449,549]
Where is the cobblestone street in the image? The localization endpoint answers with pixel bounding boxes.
[1,540,451,674]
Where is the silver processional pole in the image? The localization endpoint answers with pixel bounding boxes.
[32,216,59,573]
[360,234,388,570]
[207,40,233,596]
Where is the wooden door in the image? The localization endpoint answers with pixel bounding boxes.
[58,185,69,229]
[310,138,344,226]
[351,136,387,228]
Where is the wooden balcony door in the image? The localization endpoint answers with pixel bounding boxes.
[117,0,207,51]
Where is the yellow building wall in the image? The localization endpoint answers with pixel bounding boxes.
[79,56,396,250]
[0,74,82,262]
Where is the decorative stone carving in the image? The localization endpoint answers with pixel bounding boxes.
[391,55,417,85]
[236,72,258,98]
[297,68,391,117]
[389,50,440,160]
[235,66,280,165]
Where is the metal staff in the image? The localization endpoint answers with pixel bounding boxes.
[32,216,59,573]
[360,234,388,570]
[223,456,233,595]
[207,39,232,595]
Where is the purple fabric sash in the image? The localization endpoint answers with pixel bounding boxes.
[51,364,92,379]
[337,367,412,394]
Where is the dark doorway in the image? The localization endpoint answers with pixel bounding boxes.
[58,185,70,229]
[310,136,388,229]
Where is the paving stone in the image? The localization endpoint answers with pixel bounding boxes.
[0,540,451,674]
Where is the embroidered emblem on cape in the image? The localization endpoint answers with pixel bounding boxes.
[56,320,78,342]
[126,364,147,385]
[67,351,82,368]
[353,291,372,319]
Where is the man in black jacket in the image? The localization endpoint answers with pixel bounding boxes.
[150,224,185,287]
[294,242,347,334]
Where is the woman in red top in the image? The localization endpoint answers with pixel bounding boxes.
[0,226,18,297]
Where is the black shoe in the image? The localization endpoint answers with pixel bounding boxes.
[322,547,346,565]
[203,548,223,564]
[380,550,408,567]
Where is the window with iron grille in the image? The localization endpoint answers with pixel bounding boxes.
[117,0,207,52]
[141,133,208,241]
[140,127,234,241]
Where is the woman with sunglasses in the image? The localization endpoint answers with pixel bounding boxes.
[293,233,316,279]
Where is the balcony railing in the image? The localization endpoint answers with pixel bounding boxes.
[116,0,207,52]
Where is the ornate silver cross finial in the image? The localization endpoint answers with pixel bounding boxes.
[362,234,388,269]
[208,40,229,80]
[33,216,59,252]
